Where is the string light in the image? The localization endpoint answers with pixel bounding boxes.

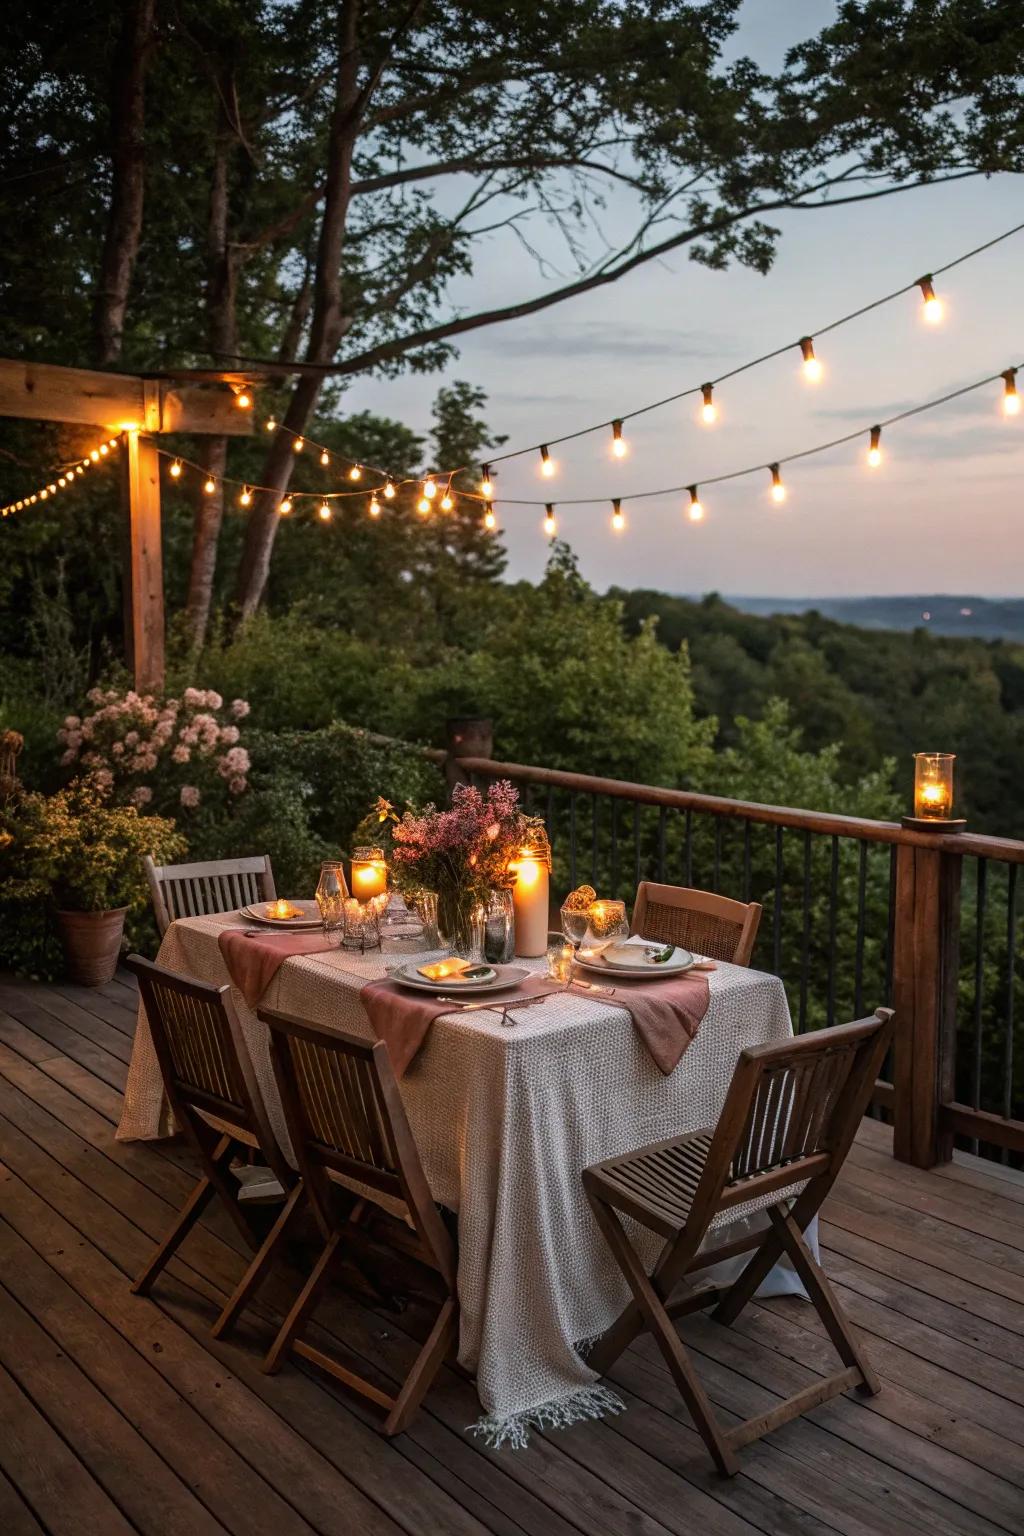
[292,437,304,453]
[234,387,252,410]
[422,475,437,499]
[319,448,330,467]
[239,486,253,507]
[687,486,704,522]
[918,275,942,323]
[99,444,109,456]
[611,420,627,458]
[539,444,555,477]
[769,464,786,503]
[700,383,717,425]
[383,480,396,499]
[1002,368,1020,416]
[479,466,494,497]
[203,476,216,495]
[416,494,431,515]
[3,435,122,518]
[483,503,496,530]
[543,505,557,536]
[440,488,454,511]
[278,497,292,515]
[799,337,822,382]
[348,465,362,482]
[369,495,382,517]
[611,498,625,531]
[266,416,278,432]
[169,459,182,478]
[318,500,332,520]
[867,425,883,467]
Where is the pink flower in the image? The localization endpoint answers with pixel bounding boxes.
[124,730,139,747]
[130,785,153,807]
[183,687,204,707]
[60,748,76,766]
[230,698,250,719]
[205,690,223,710]
[63,714,81,730]
[180,785,201,808]
[111,741,124,757]
[219,724,240,745]
[228,775,247,795]
[171,743,190,764]
[94,768,114,792]
[180,726,199,747]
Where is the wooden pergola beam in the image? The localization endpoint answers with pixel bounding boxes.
[0,357,254,436]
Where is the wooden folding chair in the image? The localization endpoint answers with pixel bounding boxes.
[630,880,762,966]
[125,955,293,1326]
[215,1008,458,1437]
[583,1008,895,1475]
[144,853,276,937]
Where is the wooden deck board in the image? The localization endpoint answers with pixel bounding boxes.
[0,971,1021,1536]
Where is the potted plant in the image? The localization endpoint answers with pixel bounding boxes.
[0,780,184,985]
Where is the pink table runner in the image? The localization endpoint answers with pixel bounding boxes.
[218,926,338,1009]
[362,968,710,1077]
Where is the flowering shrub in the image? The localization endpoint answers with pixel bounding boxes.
[57,686,253,818]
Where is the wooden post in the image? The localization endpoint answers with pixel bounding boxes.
[890,841,961,1167]
[122,430,165,692]
[444,717,493,792]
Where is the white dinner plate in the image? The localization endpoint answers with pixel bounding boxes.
[574,944,695,980]
[390,963,531,996]
[239,900,322,929]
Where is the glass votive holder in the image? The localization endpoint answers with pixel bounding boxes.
[546,930,574,983]
[583,898,628,952]
[342,893,385,952]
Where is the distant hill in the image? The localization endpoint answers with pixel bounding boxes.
[721,595,1024,641]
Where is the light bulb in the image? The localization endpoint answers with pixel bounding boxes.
[293,437,304,453]
[687,486,704,522]
[483,505,496,530]
[169,459,182,478]
[239,486,252,507]
[48,483,57,492]
[539,445,555,477]
[319,500,332,520]
[58,476,66,487]
[90,450,99,462]
[278,497,292,515]
[423,476,437,498]
[348,465,362,482]
[369,496,381,517]
[479,466,494,497]
[235,390,252,410]
[383,480,396,499]
[81,459,90,468]
[40,489,48,500]
[266,416,277,432]
[1002,369,1020,416]
[416,495,431,514]
[611,499,625,531]
[918,276,942,324]
[769,464,786,503]
[320,448,330,466]
[611,420,627,458]
[799,336,822,382]
[543,505,556,536]
[867,425,882,467]
[99,445,108,456]
[203,477,216,495]
[700,383,717,425]
[75,465,84,475]
[440,492,454,511]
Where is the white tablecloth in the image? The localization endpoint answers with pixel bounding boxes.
[118,914,814,1445]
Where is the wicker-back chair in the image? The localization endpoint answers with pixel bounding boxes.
[145,854,276,937]
[630,881,761,966]
[213,1009,457,1436]
[124,955,293,1327]
[583,1009,895,1475]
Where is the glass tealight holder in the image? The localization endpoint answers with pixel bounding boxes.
[350,845,388,903]
[546,931,574,983]
[581,898,628,956]
[315,861,346,941]
[904,752,965,831]
[342,892,387,952]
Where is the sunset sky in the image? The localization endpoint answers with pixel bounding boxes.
[352,1,1024,599]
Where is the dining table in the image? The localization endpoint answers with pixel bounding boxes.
[118,908,816,1448]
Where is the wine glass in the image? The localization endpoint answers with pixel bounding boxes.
[315,862,345,941]
[560,902,591,951]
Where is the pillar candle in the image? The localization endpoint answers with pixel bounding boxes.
[512,848,549,957]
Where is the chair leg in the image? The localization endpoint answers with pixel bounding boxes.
[383,1295,458,1437]
[710,1224,786,1327]
[588,1194,738,1476]
[212,1183,306,1340]
[262,1232,342,1375]
[131,1174,216,1296]
[769,1207,880,1395]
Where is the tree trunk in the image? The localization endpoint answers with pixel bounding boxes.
[92,0,155,366]
[185,122,237,649]
[233,0,362,620]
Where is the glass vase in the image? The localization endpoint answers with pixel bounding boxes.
[437,885,485,961]
[484,889,515,964]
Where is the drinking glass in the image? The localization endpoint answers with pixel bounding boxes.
[581,898,628,956]
[560,901,591,950]
[546,931,574,983]
[315,862,345,940]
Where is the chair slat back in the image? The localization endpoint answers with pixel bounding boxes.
[631,882,761,966]
[145,854,275,936]
[290,1033,397,1173]
[128,956,248,1119]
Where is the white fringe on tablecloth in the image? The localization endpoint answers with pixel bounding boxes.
[469,1383,625,1451]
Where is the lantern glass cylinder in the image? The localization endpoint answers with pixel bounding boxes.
[913,753,956,821]
[351,846,387,902]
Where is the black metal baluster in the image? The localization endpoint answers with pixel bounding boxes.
[657,807,667,882]
[569,793,577,889]
[1004,863,1018,1161]
[713,821,722,893]
[854,841,868,1018]
[633,802,642,889]
[972,858,988,1154]
[545,787,555,851]
[772,826,784,976]
[884,844,898,1005]
[684,810,693,885]
[743,821,752,903]
[610,801,619,895]
[799,831,811,1033]
[827,836,839,1028]
[591,795,599,886]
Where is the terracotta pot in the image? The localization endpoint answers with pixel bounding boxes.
[55,907,129,986]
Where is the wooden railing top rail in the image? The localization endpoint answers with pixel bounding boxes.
[458,755,1024,865]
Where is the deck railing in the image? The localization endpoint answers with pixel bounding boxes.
[440,740,1023,1171]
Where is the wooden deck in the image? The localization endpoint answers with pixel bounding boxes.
[0,973,1022,1536]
